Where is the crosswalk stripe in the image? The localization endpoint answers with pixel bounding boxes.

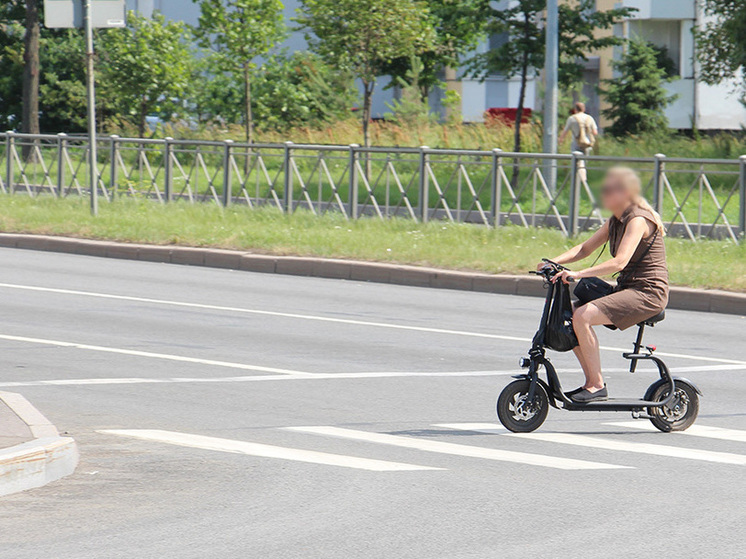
[435,423,746,466]
[607,421,746,443]
[99,429,443,472]
[284,426,630,470]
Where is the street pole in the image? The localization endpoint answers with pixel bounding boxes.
[84,0,98,216]
[543,0,559,193]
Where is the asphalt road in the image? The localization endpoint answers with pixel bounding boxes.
[0,248,744,558]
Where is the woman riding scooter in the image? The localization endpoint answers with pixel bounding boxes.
[538,167,668,403]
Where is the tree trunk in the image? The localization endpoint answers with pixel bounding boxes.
[510,46,530,189]
[138,98,148,138]
[244,64,253,145]
[362,80,374,148]
[22,0,40,160]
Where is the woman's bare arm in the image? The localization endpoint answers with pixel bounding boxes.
[544,221,609,267]
[553,217,648,282]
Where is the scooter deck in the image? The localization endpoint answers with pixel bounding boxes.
[561,398,651,412]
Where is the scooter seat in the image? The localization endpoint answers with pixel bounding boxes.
[639,310,665,327]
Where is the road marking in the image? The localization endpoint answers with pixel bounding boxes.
[0,282,742,365]
[0,333,314,376]
[0,365,742,389]
[99,429,442,472]
[436,423,746,466]
[284,426,630,470]
[607,421,746,443]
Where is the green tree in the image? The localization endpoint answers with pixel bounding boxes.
[38,30,88,132]
[384,0,486,100]
[601,39,676,137]
[192,0,286,144]
[694,0,746,103]
[252,52,357,130]
[466,0,633,154]
[98,11,193,137]
[296,0,435,147]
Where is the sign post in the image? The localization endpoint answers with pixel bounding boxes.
[543,0,559,193]
[44,0,125,215]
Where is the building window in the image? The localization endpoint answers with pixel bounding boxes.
[628,20,682,77]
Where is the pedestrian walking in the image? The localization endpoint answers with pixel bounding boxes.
[559,101,598,182]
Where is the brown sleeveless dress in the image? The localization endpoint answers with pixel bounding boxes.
[592,205,669,330]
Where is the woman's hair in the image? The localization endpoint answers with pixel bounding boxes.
[606,166,665,234]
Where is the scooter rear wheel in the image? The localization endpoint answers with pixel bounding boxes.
[647,380,699,432]
[497,379,549,433]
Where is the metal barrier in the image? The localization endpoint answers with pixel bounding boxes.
[1,131,744,240]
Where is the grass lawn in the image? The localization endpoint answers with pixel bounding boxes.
[0,195,744,292]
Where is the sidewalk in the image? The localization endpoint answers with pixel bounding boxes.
[0,392,78,497]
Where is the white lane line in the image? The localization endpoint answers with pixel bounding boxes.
[436,423,746,466]
[607,422,746,443]
[284,426,630,470]
[1,365,743,389]
[1,282,741,365]
[0,370,519,388]
[99,429,442,472]
[0,333,314,377]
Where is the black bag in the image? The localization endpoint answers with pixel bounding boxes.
[544,281,579,352]
[574,276,614,306]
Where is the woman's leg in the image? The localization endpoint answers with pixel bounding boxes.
[572,303,613,392]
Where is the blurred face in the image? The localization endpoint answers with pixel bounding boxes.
[600,174,631,213]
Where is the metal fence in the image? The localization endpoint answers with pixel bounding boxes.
[2,131,745,241]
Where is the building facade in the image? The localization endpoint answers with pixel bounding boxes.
[128,0,746,130]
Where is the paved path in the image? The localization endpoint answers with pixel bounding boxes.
[0,248,744,558]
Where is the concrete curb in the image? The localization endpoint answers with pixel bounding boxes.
[0,391,78,497]
[1,233,745,316]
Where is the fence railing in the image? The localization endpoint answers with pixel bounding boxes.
[2,131,745,241]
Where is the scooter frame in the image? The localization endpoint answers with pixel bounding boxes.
[513,264,701,417]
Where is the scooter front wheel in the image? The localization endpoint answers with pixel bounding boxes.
[497,379,549,433]
[647,380,699,432]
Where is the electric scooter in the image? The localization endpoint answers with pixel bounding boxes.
[496,260,701,433]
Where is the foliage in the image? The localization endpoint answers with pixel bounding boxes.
[296,0,435,147]
[385,56,436,127]
[383,0,486,98]
[695,0,746,103]
[38,31,88,132]
[192,0,286,143]
[601,40,676,137]
[252,52,357,130]
[97,11,193,136]
[466,0,633,153]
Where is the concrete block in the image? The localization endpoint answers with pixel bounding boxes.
[106,243,140,260]
[74,240,108,257]
[388,266,432,288]
[0,234,21,248]
[239,254,277,274]
[350,262,392,283]
[170,247,205,266]
[312,259,352,280]
[137,246,173,263]
[708,290,746,316]
[515,276,547,298]
[16,236,53,251]
[668,287,712,313]
[203,249,242,270]
[431,271,473,291]
[472,275,520,295]
[275,257,318,277]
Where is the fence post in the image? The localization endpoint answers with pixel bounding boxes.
[164,137,173,203]
[283,141,293,213]
[739,155,746,240]
[348,144,359,219]
[56,133,66,197]
[109,135,119,199]
[568,151,582,236]
[491,148,502,227]
[418,145,429,222]
[222,139,233,207]
[652,153,666,214]
[6,131,14,194]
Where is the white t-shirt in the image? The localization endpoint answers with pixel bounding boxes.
[564,113,598,152]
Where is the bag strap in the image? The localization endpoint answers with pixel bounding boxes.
[590,242,606,267]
